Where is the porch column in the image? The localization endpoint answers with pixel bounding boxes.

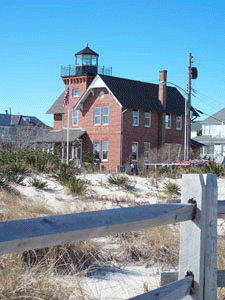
[51,143,55,154]
[47,143,50,153]
[72,142,75,160]
[80,140,83,166]
[61,142,65,163]
[33,143,36,151]
[42,143,45,152]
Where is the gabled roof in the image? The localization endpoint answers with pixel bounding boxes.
[46,92,64,114]
[75,74,199,116]
[0,114,51,128]
[202,107,225,125]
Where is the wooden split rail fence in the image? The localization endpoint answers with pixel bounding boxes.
[0,174,224,299]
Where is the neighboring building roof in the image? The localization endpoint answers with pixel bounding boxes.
[32,129,86,143]
[0,114,51,128]
[46,92,64,114]
[202,107,225,125]
[192,135,225,145]
[75,44,99,57]
[191,121,202,131]
[191,139,204,147]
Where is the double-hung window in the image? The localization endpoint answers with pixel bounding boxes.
[102,106,109,125]
[176,115,182,130]
[165,113,171,129]
[132,110,139,126]
[145,111,151,127]
[144,142,151,161]
[94,107,101,125]
[72,108,78,126]
[93,141,100,160]
[132,142,138,161]
[102,141,108,160]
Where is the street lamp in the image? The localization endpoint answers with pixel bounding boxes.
[159,80,189,161]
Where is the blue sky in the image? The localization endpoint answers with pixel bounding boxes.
[1,0,225,126]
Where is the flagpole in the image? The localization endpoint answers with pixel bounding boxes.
[66,80,71,165]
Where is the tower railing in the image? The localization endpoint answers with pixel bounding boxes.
[60,65,112,77]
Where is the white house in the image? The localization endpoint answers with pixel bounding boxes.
[192,108,225,163]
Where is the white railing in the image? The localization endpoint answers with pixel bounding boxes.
[0,174,223,299]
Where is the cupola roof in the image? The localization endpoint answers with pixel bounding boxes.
[75,43,99,56]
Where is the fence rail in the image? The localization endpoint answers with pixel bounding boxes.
[0,173,223,299]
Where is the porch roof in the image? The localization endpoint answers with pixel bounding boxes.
[31,129,86,143]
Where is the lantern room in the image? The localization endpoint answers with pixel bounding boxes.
[75,43,99,76]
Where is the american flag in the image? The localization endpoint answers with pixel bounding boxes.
[63,87,70,106]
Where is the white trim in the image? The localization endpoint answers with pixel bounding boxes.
[74,75,122,111]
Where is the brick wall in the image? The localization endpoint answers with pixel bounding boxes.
[122,109,185,165]
[79,88,122,173]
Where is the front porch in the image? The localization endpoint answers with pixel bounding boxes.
[31,129,86,165]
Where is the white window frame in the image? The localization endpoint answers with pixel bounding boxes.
[176,115,182,130]
[93,141,100,161]
[102,141,108,161]
[94,107,101,125]
[72,89,79,97]
[145,111,151,127]
[165,113,171,129]
[72,108,78,126]
[132,142,138,161]
[144,142,151,161]
[62,114,65,128]
[102,106,109,125]
[132,110,139,126]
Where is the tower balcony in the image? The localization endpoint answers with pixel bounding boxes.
[61,65,112,77]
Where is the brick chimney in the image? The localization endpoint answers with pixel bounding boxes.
[159,70,167,107]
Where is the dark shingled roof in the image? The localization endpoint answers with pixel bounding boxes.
[46,92,64,114]
[47,75,199,117]
[202,107,225,125]
[32,129,85,143]
[98,75,198,116]
[75,45,99,57]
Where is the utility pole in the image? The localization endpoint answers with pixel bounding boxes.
[184,53,192,160]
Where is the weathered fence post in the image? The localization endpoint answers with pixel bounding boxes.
[179,174,217,299]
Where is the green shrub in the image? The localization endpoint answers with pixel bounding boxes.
[6,174,25,184]
[0,176,10,191]
[82,150,94,165]
[52,163,74,185]
[108,175,129,186]
[164,182,181,194]
[29,178,48,189]
[66,178,86,195]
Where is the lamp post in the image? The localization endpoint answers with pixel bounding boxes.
[159,80,189,161]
